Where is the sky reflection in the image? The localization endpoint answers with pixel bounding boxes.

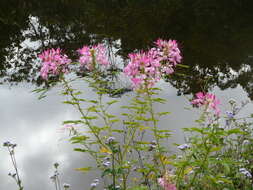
[0,82,252,190]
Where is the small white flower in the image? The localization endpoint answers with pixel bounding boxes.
[103,161,111,167]
[106,136,115,144]
[243,140,250,146]
[239,168,252,178]
[90,182,98,187]
[177,144,190,150]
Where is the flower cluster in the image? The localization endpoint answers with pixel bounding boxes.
[158,176,177,190]
[155,39,182,67]
[39,48,71,80]
[124,39,182,89]
[78,44,110,70]
[123,50,161,89]
[191,92,221,115]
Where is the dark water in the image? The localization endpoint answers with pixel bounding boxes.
[1,1,253,190]
[1,0,253,98]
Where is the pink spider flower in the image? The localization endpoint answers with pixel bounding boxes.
[191,92,221,116]
[77,44,110,70]
[39,48,71,80]
[123,49,161,89]
[155,39,182,65]
[158,177,177,190]
[124,39,182,90]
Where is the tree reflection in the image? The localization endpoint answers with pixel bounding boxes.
[1,0,253,98]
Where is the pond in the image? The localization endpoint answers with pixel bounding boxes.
[1,1,253,189]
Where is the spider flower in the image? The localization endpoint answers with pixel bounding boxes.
[77,44,110,70]
[124,39,182,89]
[124,49,162,89]
[155,39,182,67]
[158,176,177,190]
[39,48,71,80]
[191,92,221,116]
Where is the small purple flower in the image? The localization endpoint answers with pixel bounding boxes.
[177,144,190,150]
[225,111,234,118]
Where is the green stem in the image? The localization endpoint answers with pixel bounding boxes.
[145,88,166,173]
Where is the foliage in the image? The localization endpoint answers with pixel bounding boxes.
[4,38,253,190]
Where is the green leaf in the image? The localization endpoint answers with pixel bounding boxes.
[70,136,89,143]
[151,98,166,103]
[75,167,92,172]
[73,148,88,152]
[63,120,83,124]
[63,101,78,105]
[177,64,189,68]
[227,128,245,135]
[157,112,171,116]
[81,116,98,120]
[106,100,118,105]
[102,168,112,177]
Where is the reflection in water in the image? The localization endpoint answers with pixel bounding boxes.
[1,0,253,98]
[1,1,253,189]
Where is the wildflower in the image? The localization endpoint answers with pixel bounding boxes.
[225,111,234,118]
[78,44,110,70]
[103,156,110,161]
[124,50,161,89]
[103,161,111,167]
[124,39,182,90]
[39,48,71,80]
[191,92,221,116]
[3,141,11,147]
[242,140,250,146]
[158,177,177,190]
[149,140,157,151]
[239,168,252,178]
[177,143,190,150]
[155,39,182,66]
[106,136,115,144]
[90,178,99,188]
[63,183,71,189]
[90,182,98,188]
